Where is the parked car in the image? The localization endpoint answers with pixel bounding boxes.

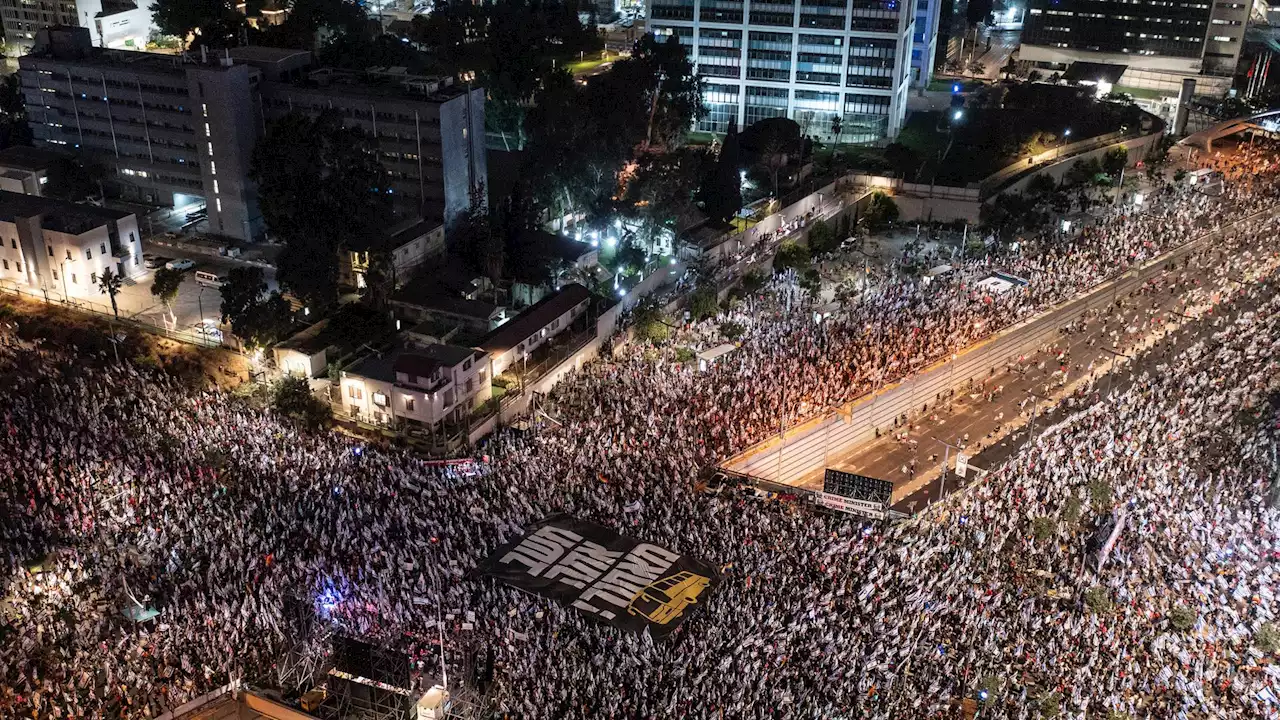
[190,320,223,342]
[145,255,171,269]
[165,258,195,271]
[161,231,180,241]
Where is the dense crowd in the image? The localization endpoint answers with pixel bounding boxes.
[2,143,1280,720]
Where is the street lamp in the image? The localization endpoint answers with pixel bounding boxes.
[1100,346,1131,399]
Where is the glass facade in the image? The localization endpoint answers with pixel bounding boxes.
[747,31,794,80]
[698,28,744,78]
[700,83,742,132]
[745,85,790,125]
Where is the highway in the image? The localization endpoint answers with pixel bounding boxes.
[721,197,1276,506]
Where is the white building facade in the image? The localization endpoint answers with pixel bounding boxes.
[339,344,491,429]
[910,0,941,87]
[648,0,914,142]
[0,190,143,301]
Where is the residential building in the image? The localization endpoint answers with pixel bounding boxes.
[17,28,487,242]
[1020,0,1247,95]
[390,271,505,333]
[341,216,446,290]
[1,0,153,53]
[339,342,491,428]
[0,188,143,301]
[0,145,64,195]
[647,0,914,142]
[911,0,942,87]
[480,283,591,377]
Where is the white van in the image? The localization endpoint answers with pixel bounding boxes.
[194,269,226,288]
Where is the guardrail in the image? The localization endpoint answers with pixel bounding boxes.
[722,203,1275,491]
[0,281,222,349]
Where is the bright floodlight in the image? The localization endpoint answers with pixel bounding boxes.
[605,236,617,248]
[953,109,964,121]
[1064,128,1072,136]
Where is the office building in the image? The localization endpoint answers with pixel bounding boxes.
[17,27,486,243]
[1021,0,1247,94]
[648,0,914,143]
[910,0,941,87]
[0,188,144,301]
[0,0,153,53]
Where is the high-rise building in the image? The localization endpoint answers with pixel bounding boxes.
[648,0,914,143]
[910,0,942,86]
[1020,0,1248,94]
[0,0,152,53]
[17,27,486,242]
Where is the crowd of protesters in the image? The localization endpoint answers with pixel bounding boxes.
[1,143,1279,720]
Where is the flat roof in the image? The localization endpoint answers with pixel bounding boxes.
[0,190,131,235]
[697,343,738,361]
[0,145,65,173]
[349,343,481,384]
[392,277,500,320]
[228,46,313,65]
[479,283,590,353]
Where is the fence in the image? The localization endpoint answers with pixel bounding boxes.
[0,281,222,349]
[721,203,1278,494]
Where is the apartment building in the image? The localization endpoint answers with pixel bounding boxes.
[647,0,914,143]
[0,0,152,53]
[1021,0,1248,93]
[0,188,143,301]
[17,27,487,242]
[340,343,492,429]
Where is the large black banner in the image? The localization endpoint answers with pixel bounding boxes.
[476,514,720,639]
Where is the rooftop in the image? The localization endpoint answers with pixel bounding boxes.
[0,145,66,173]
[479,283,591,354]
[0,190,131,235]
[227,46,313,65]
[349,343,481,386]
[392,276,500,322]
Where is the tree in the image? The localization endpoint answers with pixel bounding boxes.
[1168,606,1197,632]
[741,268,767,294]
[1032,516,1056,541]
[967,60,986,78]
[773,240,809,273]
[257,0,366,52]
[220,266,267,327]
[884,142,919,180]
[150,0,245,49]
[719,320,745,341]
[689,285,718,321]
[1083,586,1113,615]
[830,115,843,143]
[1101,146,1128,177]
[237,292,294,348]
[0,75,31,149]
[632,299,670,343]
[272,374,331,428]
[150,266,184,327]
[250,110,389,308]
[800,268,821,294]
[700,119,743,224]
[806,220,838,254]
[1257,622,1280,653]
[45,157,105,203]
[97,267,123,319]
[1026,173,1056,196]
[862,191,899,230]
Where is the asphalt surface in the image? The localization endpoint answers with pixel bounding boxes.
[850,231,1279,515]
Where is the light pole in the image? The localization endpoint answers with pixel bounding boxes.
[1100,346,1131,399]
[930,435,964,504]
[1056,128,1072,161]
[1025,389,1051,448]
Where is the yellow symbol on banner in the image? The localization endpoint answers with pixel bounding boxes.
[626,571,710,625]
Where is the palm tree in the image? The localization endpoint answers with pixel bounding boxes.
[97,267,123,319]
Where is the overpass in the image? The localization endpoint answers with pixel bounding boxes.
[1180,107,1280,152]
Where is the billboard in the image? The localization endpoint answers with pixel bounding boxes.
[475,515,720,639]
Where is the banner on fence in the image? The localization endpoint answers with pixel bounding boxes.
[475,514,719,639]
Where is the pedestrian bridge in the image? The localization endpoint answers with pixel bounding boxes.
[1180,108,1280,152]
